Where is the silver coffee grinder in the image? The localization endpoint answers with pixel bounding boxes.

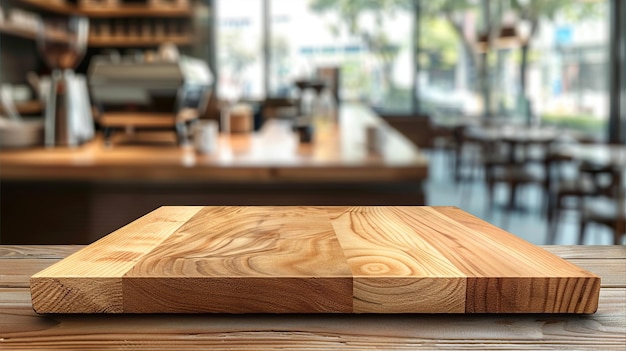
[38,16,93,147]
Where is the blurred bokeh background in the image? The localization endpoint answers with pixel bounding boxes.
[1,0,624,246]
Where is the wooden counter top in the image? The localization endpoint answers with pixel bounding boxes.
[1,245,624,350]
[0,104,428,183]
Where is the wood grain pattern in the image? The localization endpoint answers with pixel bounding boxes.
[400,207,600,313]
[2,289,625,349]
[123,207,353,313]
[539,245,626,259]
[328,207,466,313]
[29,206,601,314]
[3,245,624,350]
[0,245,82,259]
[30,207,202,313]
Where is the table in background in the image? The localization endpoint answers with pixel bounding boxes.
[0,245,624,350]
[461,124,562,213]
[464,124,561,163]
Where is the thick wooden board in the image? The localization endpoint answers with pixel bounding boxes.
[30,206,600,314]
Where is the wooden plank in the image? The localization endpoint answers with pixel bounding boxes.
[5,257,623,293]
[29,207,202,313]
[29,207,601,314]
[0,288,32,308]
[566,259,626,288]
[542,245,626,259]
[328,207,466,313]
[0,245,82,259]
[122,206,353,313]
[3,245,624,348]
[1,288,624,350]
[5,245,621,266]
[5,258,624,290]
[423,207,600,313]
[0,259,64,288]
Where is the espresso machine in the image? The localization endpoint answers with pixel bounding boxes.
[88,54,212,145]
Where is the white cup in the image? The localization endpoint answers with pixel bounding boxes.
[193,120,218,154]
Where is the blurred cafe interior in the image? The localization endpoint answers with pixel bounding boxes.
[0,0,624,246]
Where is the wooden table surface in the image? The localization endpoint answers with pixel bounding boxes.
[0,104,428,183]
[1,245,624,350]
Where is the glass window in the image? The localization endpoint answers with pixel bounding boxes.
[527,1,610,138]
[418,0,610,138]
[269,0,413,113]
[216,0,265,100]
[418,2,482,118]
[214,0,611,138]
[484,1,609,137]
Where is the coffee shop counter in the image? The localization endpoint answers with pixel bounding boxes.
[0,104,429,244]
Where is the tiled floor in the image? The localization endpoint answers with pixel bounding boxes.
[424,150,620,245]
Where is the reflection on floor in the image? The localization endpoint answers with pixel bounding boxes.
[425,150,619,245]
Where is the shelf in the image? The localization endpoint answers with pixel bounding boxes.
[5,1,195,49]
[16,0,76,15]
[15,100,43,115]
[98,112,177,127]
[1,23,190,47]
[0,22,36,40]
[0,100,43,115]
[80,6,192,18]
[15,1,191,17]
[88,35,192,47]
[0,22,70,43]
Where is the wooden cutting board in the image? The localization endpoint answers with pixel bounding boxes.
[30,206,600,314]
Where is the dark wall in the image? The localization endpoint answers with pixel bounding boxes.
[0,35,39,85]
[1,181,426,245]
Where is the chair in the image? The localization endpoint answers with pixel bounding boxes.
[484,138,552,220]
[546,155,599,244]
[578,165,625,245]
[453,125,481,183]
